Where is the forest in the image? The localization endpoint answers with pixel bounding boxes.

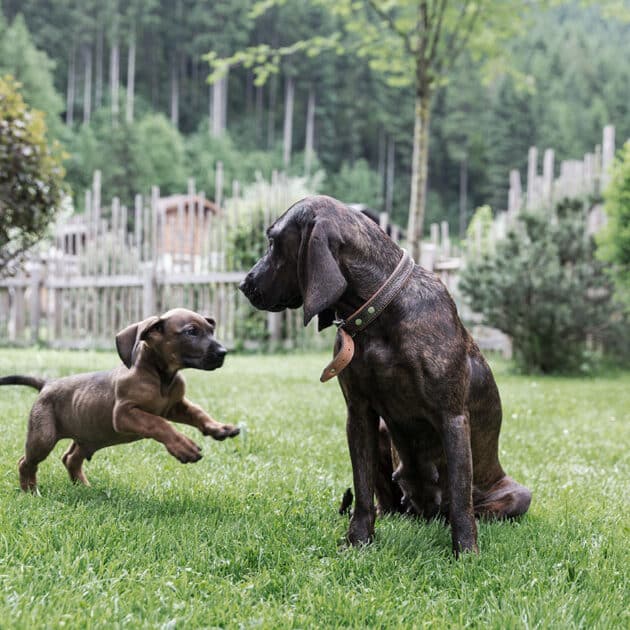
[1,0,629,234]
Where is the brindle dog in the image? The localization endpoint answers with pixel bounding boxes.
[240,195,531,555]
[0,308,239,493]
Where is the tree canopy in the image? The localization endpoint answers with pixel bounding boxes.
[0,0,629,236]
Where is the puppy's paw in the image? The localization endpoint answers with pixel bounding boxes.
[203,423,240,441]
[167,435,203,463]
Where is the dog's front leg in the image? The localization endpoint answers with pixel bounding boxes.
[346,402,380,546]
[442,413,478,556]
[113,404,202,463]
[169,399,240,440]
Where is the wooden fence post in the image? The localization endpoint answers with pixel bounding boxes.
[30,265,41,344]
[268,312,282,349]
[542,149,554,203]
[601,125,615,190]
[508,169,522,217]
[215,161,224,209]
[10,283,25,342]
[527,146,538,210]
[143,266,156,318]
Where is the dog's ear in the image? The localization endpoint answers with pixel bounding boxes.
[115,316,162,368]
[204,317,216,331]
[299,218,347,327]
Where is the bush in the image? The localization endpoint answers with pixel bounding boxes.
[598,140,630,308]
[460,199,624,373]
[0,75,66,276]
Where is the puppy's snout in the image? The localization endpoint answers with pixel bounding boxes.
[207,343,227,369]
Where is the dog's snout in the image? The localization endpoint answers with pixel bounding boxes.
[216,344,227,358]
[239,274,252,295]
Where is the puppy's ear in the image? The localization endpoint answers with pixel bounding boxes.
[299,219,347,326]
[115,316,161,368]
[204,317,216,331]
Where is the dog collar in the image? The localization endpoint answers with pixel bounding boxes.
[320,250,415,382]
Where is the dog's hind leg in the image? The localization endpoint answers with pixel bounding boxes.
[374,419,405,515]
[19,403,58,493]
[473,476,532,520]
[61,441,95,486]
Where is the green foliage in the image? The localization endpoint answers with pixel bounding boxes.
[466,205,495,255]
[461,199,625,373]
[598,140,630,307]
[324,159,381,208]
[0,348,628,626]
[230,214,270,346]
[135,113,187,194]
[185,127,285,200]
[3,1,630,239]
[0,13,63,138]
[0,75,66,275]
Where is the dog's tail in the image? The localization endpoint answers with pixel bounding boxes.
[0,375,46,391]
[339,487,353,515]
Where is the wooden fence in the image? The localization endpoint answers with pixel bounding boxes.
[1,168,460,350]
[468,125,619,256]
[10,118,618,353]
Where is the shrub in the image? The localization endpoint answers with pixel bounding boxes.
[0,75,66,276]
[597,140,630,308]
[460,199,624,373]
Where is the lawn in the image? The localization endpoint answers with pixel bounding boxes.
[0,348,628,629]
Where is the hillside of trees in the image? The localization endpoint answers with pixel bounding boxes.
[2,1,629,234]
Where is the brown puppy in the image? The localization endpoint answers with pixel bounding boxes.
[0,308,239,492]
[239,195,531,556]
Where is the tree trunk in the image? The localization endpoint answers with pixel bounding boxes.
[126,35,136,123]
[406,91,431,260]
[245,69,254,113]
[170,56,179,128]
[377,128,386,210]
[110,39,119,126]
[66,43,76,126]
[282,76,295,168]
[255,83,263,145]
[267,74,277,149]
[211,74,228,137]
[459,154,468,239]
[208,85,214,136]
[304,88,315,175]
[82,46,92,125]
[386,136,395,215]
[95,23,103,108]
[221,69,229,133]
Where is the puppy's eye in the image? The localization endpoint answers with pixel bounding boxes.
[184,327,199,337]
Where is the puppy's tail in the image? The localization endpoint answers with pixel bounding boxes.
[339,487,353,515]
[0,375,46,391]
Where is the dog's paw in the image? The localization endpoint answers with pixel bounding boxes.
[167,435,203,463]
[204,423,240,440]
[347,515,374,547]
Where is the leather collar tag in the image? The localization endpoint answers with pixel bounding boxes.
[319,250,414,383]
[320,328,355,382]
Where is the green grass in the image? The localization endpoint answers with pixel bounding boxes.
[0,348,628,629]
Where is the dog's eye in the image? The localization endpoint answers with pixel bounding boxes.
[184,327,199,337]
